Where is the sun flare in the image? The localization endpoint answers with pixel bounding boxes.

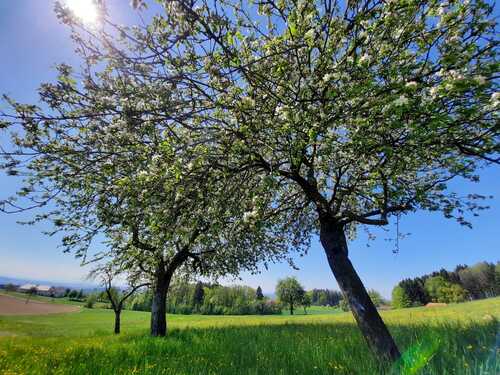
[64,0,99,24]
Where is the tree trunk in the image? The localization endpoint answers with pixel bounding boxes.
[319,218,401,363]
[150,264,178,337]
[114,310,121,334]
[151,273,169,337]
[290,303,294,315]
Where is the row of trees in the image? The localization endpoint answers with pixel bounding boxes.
[392,261,500,307]
[65,289,87,300]
[310,288,343,307]
[166,282,281,315]
[98,276,357,317]
[1,0,498,363]
[275,277,386,314]
[123,278,346,316]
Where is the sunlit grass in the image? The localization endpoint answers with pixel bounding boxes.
[0,298,498,374]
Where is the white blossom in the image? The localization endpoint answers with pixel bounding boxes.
[243,209,258,223]
[276,105,288,120]
[241,96,255,108]
[430,86,440,98]
[304,29,315,42]
[491,92,500,107]
[474,75,487,85]
[359,54,371,65]
[322,73,333,83]
[405,81,418,89]
[393,95,409,106]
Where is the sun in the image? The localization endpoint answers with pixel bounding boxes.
[64,0,99,24]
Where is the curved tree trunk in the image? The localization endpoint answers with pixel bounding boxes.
[114,310,121,334]
[319,218,401,363]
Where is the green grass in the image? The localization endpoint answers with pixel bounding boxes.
[0,298,498,374]
[281,305,342,315]
[0,290,84,306]
[0,290,110,309]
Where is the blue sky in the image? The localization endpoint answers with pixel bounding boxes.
[0,1,498,298]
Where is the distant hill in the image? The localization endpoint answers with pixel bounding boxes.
[0,275,98,291]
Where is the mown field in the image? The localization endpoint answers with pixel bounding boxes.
[0,297,498,375]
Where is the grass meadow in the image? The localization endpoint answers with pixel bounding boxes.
[0,297,498,374]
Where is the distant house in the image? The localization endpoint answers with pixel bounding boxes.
[18,284,37,293]
[19,284,54,297]
[50,287,67,297]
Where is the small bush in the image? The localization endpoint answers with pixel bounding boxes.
[84,294,97,309]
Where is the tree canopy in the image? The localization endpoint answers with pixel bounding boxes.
[393,261,499,307]
[276,276,305,315]
[1,0,498,363]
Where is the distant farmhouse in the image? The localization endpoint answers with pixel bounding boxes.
[18,284,66,297]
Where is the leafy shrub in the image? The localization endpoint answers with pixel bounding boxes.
[84,294,97,309]
[392,286,412,309]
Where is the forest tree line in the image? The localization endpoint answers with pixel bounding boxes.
[392,261,500,307]
[121,281,347,315]
[125,282,282,315]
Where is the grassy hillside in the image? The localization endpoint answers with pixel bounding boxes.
[0,298,498,374]
[0,290,84,306]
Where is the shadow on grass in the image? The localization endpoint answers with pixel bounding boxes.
[1,318,497,375]
[113,319,498,374]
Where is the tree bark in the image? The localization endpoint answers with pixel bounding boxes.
[150,272,169,337]
[290,303,294,315]
[150,262,180,337]
[319,218,401,363]
[114,310,121,334]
